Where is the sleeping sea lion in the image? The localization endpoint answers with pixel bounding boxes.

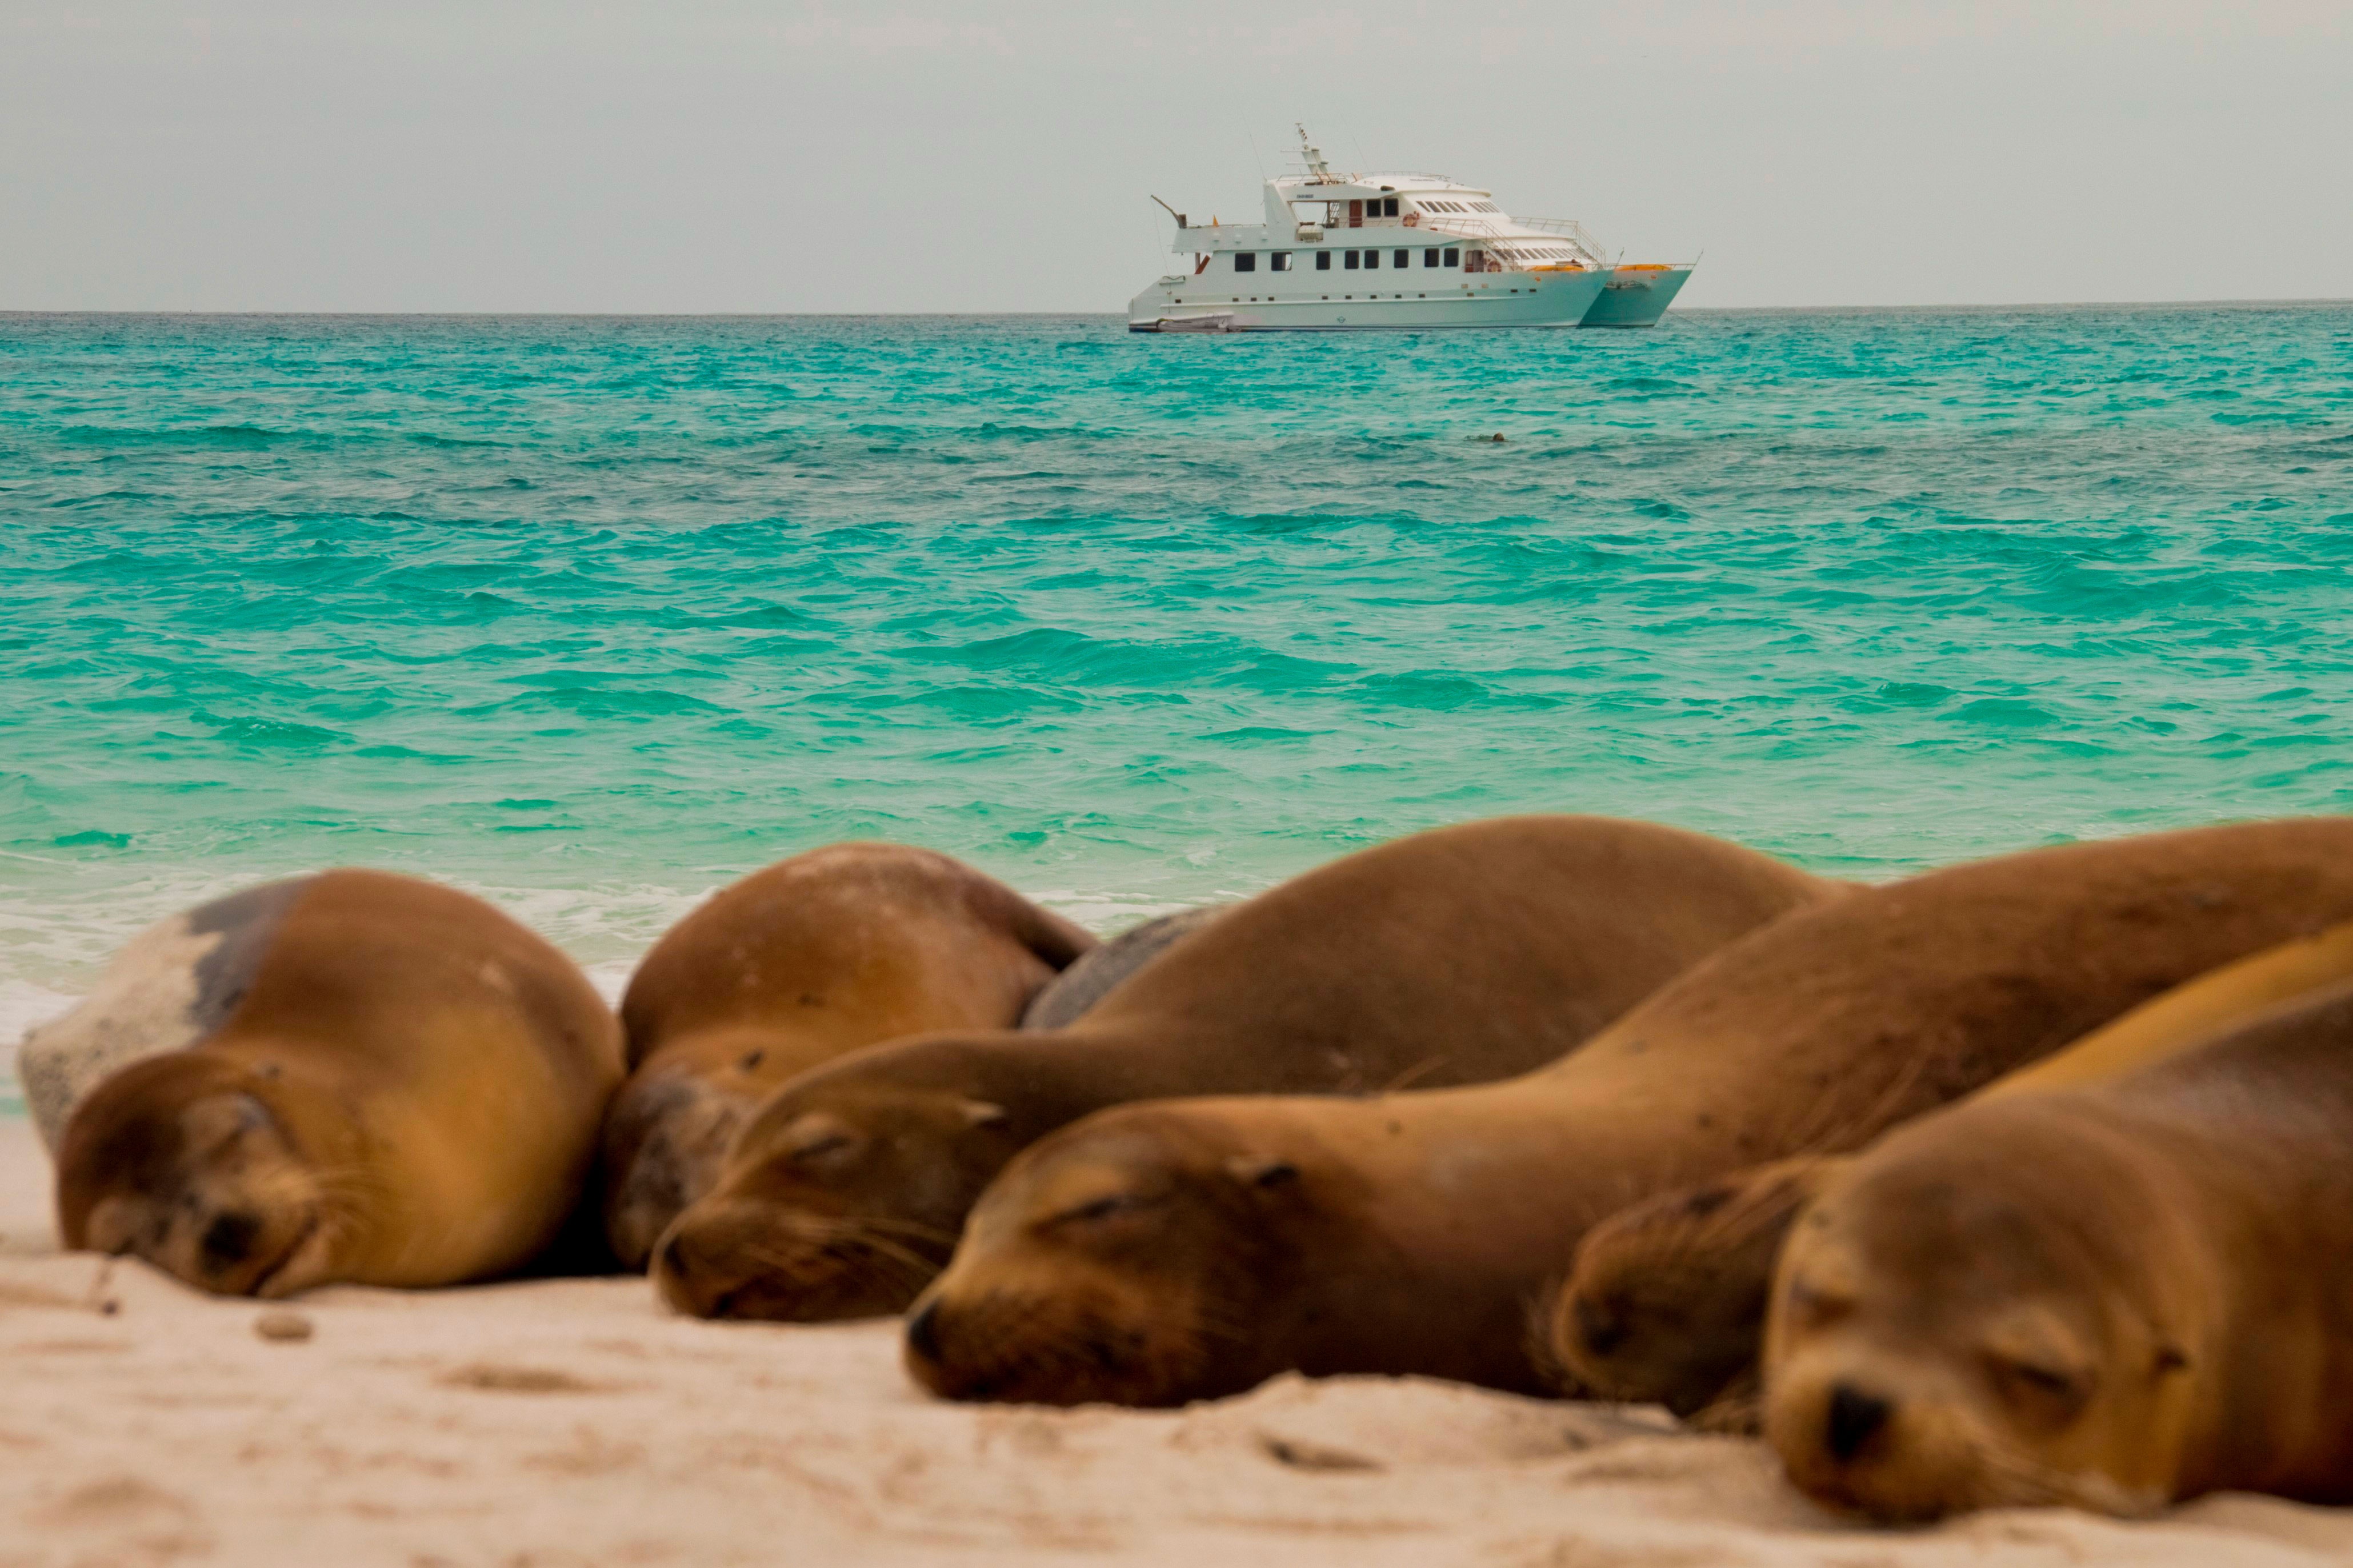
[54,869,622,1297]
[602,844,1094,1268]
[1764,978,2353,1519]
[1551,917,2353,1425]
[903,817,2353,1408]
[653,816,1846,1321]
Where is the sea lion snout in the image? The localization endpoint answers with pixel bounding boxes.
[647,1081,1021,1322]
[1765,1353,1950,1518]
[899,1270,1178,1407]
[1572,1292,1627,1359]
[67,1083,331,1298]
[603,1072,751,1271]
[1823,1381,1894,1461]
[1551,1154,1848,1413]
[904,1296,945,1368]
[650,1216,747,1318]
[651,1175,961,1322]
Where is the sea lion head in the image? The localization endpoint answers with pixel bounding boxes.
[650,1049,1025,1321]
[1552,1155,1846,1417]
[1764,1108,2201,1522]
[602,1029,797,1271]
[901,1108,1309,1407]
[56,1051,346,1298]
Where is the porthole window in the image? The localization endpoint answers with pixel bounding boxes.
[1444,247,1459,267]
[1234,252,1257,273]
[1423,248,1439,268]
[1345,250,1360,270]
[1271,252,1292,272]
[1365,248,1380,269]
[1316,251,1332,270]
[1394,248,1409,268]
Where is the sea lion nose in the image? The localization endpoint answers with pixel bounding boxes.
[1573,1293,1626,1358]
[1823,1381,1892,1462]
[201,1209,263,1270]
[906,1298,945,1366]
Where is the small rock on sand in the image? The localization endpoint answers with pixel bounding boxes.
[254,1309,313,1343]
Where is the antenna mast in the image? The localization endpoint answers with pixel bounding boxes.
[1295,123,1333,182]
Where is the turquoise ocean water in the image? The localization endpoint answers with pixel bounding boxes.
[4,306,2350,1100]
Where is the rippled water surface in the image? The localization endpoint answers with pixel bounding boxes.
[4,306,2350,1038]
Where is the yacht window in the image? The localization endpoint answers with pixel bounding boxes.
[1394,248,1409,268]
[1271,252,1291,271]
[1424,248,1439,267]
[1382,197,1399,217]
[1364,248,1380,269]
[1234,252,1256,272]
[1316,251,1332,270]
[1443,247,1459,267]
[1345,250,1360,269]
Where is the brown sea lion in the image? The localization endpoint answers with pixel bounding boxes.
[1549,917,2353,1425]
[55,869,622,1297]
[1764,977,2353,1519]
[653,816,1846,1321]
[1019,907,1224,1031]
[903,817,2353,1408]
[602,844,1094,1268]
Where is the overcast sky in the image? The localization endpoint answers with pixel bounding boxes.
[5,1,2348,312]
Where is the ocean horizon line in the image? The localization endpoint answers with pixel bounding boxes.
[3,296,2350,323]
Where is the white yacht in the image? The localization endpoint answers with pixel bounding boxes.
[1129,129,1693,334]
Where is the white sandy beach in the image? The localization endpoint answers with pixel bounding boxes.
[4,1121,2352,1566]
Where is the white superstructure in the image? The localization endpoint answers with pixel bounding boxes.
[1128,129,1693,334]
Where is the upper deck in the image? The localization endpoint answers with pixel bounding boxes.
[1155,130,1611,274]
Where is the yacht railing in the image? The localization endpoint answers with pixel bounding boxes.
[1419,213,1611,270]
[1512,216,1612,266]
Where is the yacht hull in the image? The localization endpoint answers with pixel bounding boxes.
[1127,267,1608,332]
[1578,266,1693,328]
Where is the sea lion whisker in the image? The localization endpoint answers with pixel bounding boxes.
[1380,1055,1450,1094]
[769,1220,946,1279]
[836,1236,945,1282]
[843,1216,962,1247]
[1966,1439,2134,1515]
